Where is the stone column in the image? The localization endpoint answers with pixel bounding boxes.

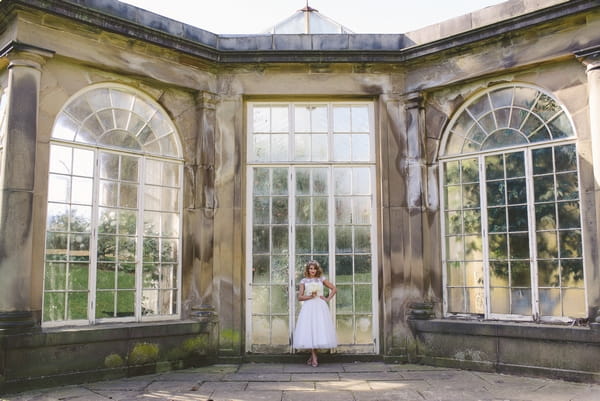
[186,91,217,321]
[380,92,429,358]
[0,43,53,332]
[576,47,600,324]
[404,92,425,292]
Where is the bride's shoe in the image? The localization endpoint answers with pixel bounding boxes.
[306,357,312,365]
[311,359,318,367]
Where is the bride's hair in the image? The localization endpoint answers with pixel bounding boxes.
[303,260,323,278]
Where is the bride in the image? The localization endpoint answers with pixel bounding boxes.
[293,260,337,367]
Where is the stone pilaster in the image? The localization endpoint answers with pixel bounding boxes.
[403,92,425,293]
[576,47,600,322]
[183,91,218,319]
[0,43,53,332]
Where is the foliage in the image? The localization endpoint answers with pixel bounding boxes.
[104,353,125,368]
[128,342,159,365]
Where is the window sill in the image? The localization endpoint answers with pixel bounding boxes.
[409,319,600,343]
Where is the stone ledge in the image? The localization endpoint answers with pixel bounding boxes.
[410,319,600,343]
[4,320,210,348]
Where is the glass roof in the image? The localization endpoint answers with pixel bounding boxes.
[265,5,353,34]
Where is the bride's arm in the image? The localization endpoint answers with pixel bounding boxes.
[322,279,336,302]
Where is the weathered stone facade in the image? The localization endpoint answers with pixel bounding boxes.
[0,0,599,392]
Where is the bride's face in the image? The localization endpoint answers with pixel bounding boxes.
[308,265,317,277]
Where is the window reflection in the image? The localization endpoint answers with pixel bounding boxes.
[44,86,182,324]
[442,85,584,320]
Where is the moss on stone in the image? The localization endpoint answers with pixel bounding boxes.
[220,329,240,345]
[104,353,125,368]
[128,342,159,365]
[182,335,208,355]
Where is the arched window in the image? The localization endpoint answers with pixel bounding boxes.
[439,83,586,322]
[43,85,183,325]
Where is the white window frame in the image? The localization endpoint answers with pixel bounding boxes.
[42,84,184,327]
[439,83,587,323]
[245,101,379,353]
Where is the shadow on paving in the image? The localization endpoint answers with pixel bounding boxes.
[2,362,600,401]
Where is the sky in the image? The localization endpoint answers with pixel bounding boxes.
[118,0,507,34]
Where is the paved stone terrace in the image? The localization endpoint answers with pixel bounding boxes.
[2,362,599,401]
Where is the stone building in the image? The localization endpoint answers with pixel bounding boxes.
[0,0,599,392]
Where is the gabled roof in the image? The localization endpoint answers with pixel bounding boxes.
[264,4,353,34]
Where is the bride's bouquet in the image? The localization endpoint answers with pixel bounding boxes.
[305,282,322,297]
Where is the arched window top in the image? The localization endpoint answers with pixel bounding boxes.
[52,85,182,159]
[441,84,575,157]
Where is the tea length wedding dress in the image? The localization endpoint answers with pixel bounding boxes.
[293,277,337,349]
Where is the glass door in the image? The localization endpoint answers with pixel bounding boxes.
[246,165,377,353]
[245,102,378,354]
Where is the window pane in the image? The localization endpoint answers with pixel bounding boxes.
[334,134,351,161]
[271,134,288,161]
[507,179,526,204]
[532,148,553,175]
[485,155,503,180]
[313,169,328,194]
[447,262,464,286]
[252,255,269,283]
[447,288,466,313]
[352,134,370,161]
[313,226,328,253]
[336,255,353,283]
[351,106,369,132]
[272,197,288,224]
[50,145,73,174]
[489,262,509,286]
[334,169,352,195]
[295,226,310,253]
[312,134,328,161]
[253,134,269,161]
[556,172,578,200]
[354,285,372,313]
[557,202,580,229]
[445,161,460,184]
[253,107,270,132]
[333,107,351,132]
[554,144,577,172]
[271,107,289,132]
[254,197,270,224]
[294,106,310,132]
[99,153,119,179]
[72,148,94,177]
[48,175,70,203]
[296,198,311,224]
[559,230,581,258]
[294,134,309,161]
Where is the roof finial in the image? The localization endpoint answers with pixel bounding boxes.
[301,1,317,12]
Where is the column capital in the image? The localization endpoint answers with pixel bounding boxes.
[574,46,600,72]
[195,90,218,110]
[0,41,54,70]
[403,91,424,110]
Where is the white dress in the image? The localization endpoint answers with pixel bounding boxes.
[293,277,338,349]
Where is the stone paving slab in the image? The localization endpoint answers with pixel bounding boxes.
[283,390,355,401]
[290,372,340,381]
[353,389,428,401]
[222,372,292,382]
[247,381,315,391]
[3,362,600,401]
[211,389,282,401]
[316,379,370,391]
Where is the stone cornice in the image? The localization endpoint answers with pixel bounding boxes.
[575,45,600,71]
[1,0,598,65]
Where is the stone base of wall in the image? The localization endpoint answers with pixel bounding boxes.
[0,320,218,394]
[408,319,600,383]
